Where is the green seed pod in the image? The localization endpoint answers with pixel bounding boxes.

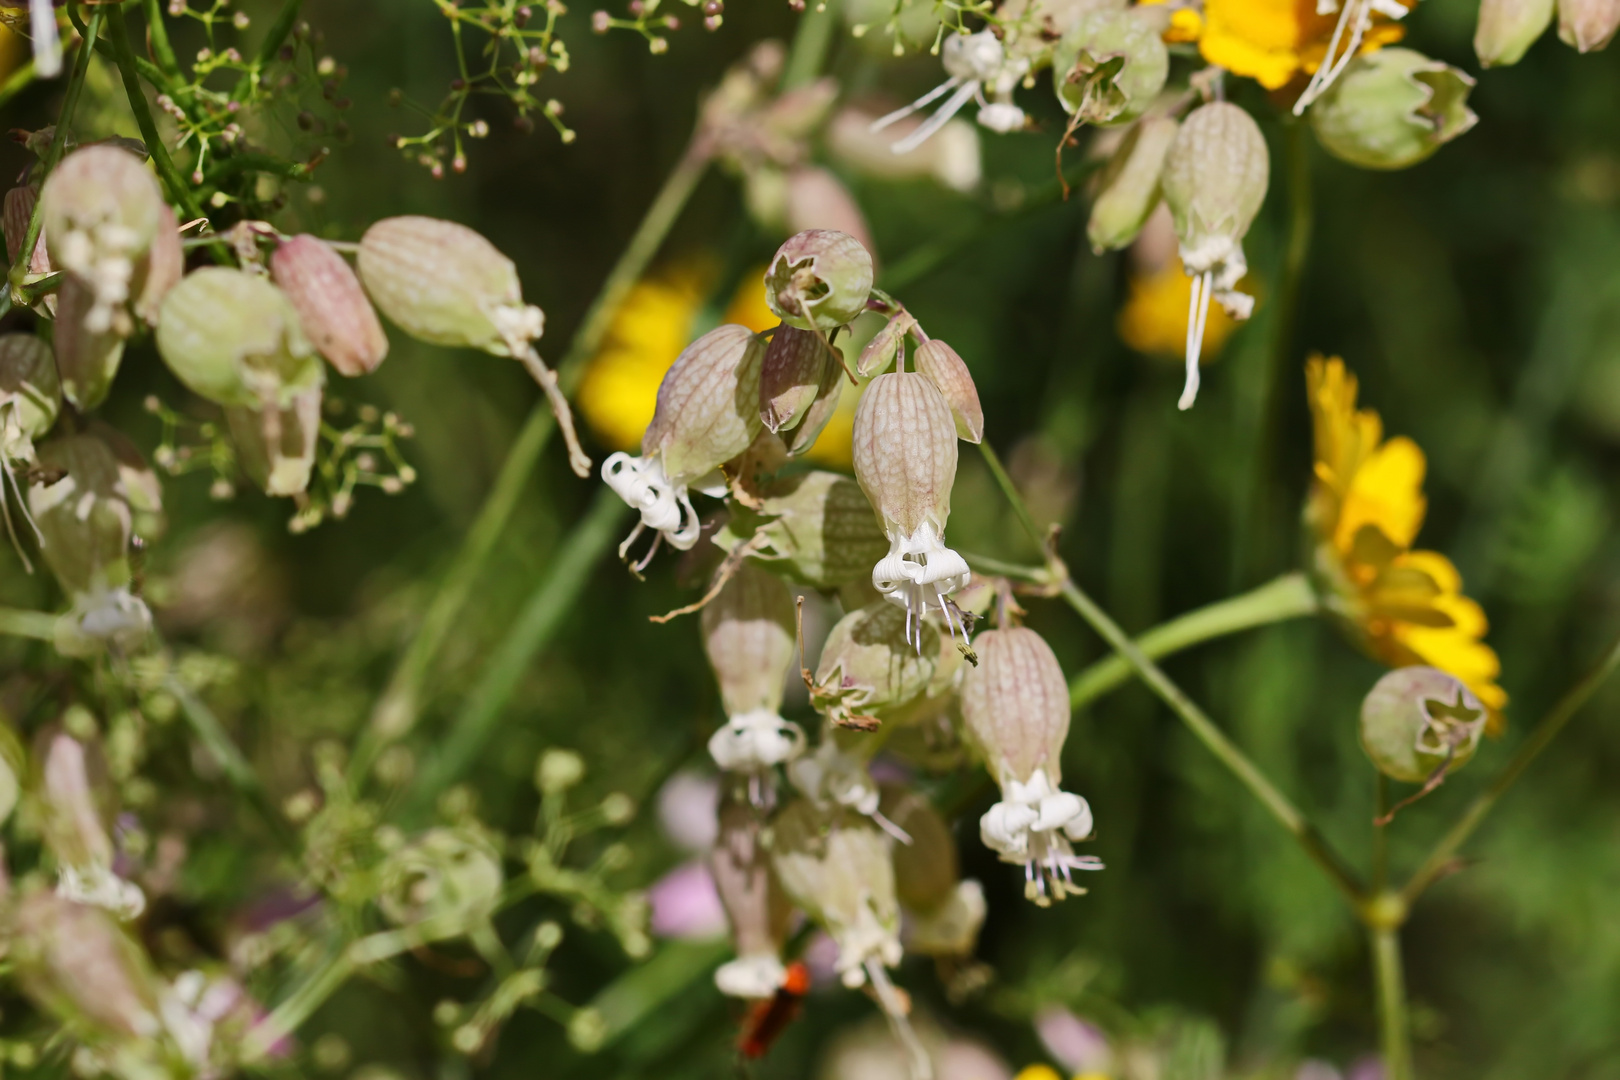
[769,800,902,988]
[710,790,794,999]
[0,334,62,461]
[1161,102,1269,279]
[1475,0,1555,66]
[156,268,322,409]
[724,470,891,590]
[377,827,504,928]
[273,234,390,377]
[29,434,134,598]
[1052,9,1170,126]
[1558,0,1620,50]
[764,229,874,333]
[641,323,766,486]
[358,216,543,357]
[1309,49,1478,171]
[53,275,127,412]
[760,324,834,434]
[12,888,163,1044]
[1359,666,1486,784]
[40,145,165,281]
[812,601,943,727]
[913,340,984,444]
[226,385,322,497]
[1088,115,1179,253]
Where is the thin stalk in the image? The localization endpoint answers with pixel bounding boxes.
[105,5,211,231]
[357,137,711,767]
[0,607,56,640]
[781,0,837,90]
[1371,923,1415,1080]
[168,678,300,855]
[1401,627,1620,905]
[240,947,354,1063]
[6,5,100,301]
[140,0,182,82]
[1067,572,1319,709]
[977,441,1045,555]
[1373,772,1390,893]
[232,0,304,100]
[401,490,630,816]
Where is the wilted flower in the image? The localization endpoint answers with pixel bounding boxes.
[710,789,794,997]
[961,627,1101,906]
[4,181,53,300]
[1305,356,1507,726]
[226,384,322,497]
[0,332,61,469]
[852,371,971,645]
[1160,102,1268,409]
[760,323,844,455]
[602,323,764,564]
[271,234,390,377]
[1052,9,1170,127]
[871,30,1029,154]
[765,229,874,333]
[1475,0,1555,65]
[1088,115,1179,253]
[1360,666,1486,784]
[39,733,146,920]
[156,268,323,410]
[702,563,805,777]
[1557,0,1620,50]
[376,827,504,927]
[1308,48,1477,170]
[810,601,958,729]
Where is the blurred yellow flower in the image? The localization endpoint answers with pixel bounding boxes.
[576,266,860,470]
[0,23,23,81]
[1196,0,1408,92]
[1014,1067,1065,1080]
[1117,256,1245,361]
[1305,356,1507,729]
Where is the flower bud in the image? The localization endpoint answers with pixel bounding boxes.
[769,800,902,988]
[39,733,146,920]
[1088,115,1178,253]
[1558,0,1620,50]
[961,627,1101,905]
[852,372,971,639]
[710,790,794,998]
[764,229,874,332]
[703,563,805,773]
[1475,0,1555,65]
[723,470,890,589]
[358,216,545,358]
[11,888,163,1043]
[226,385,322,497]
[272,234,390,376]
[880,786,985,958]
[760,324,834,435]
[605,324,765,559]
[913,340,983,444]
[377,827,504,928]
[811,601,945,727]
[53,275,127,411]
[1309,49,1478,171]
[856,311,914,378]
[1161,102,1269,409]
[156,268,322,409]
[1359,666,1486,784]
[4,183,52,289]
[1052,9,1170,126]
[0,334,62,462]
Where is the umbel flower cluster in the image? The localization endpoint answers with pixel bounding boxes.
[601,228,1102,1071]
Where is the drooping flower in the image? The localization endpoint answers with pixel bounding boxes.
[709,789,794,997]
[870,30,1031,154]
[1305,356,1507,727]
[701,562,806,779]
[1117,251,1245,361]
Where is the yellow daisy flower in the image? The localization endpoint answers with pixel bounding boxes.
[575,266,859,469]
[1117,255,1245,361]
[1305,356,1507,729]
[1193,0,1410,100]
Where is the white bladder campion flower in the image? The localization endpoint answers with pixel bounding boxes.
[710,790,794,999]
[961,626,1102,906]
[701,563,805,783]
[871,30,1030,154]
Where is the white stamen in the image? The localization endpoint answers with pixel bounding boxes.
[30,0,62,78]
[871,522,971,647]
[602,452,701,558]
[870,75,965,133]
[1292,0,1406,115]
[1178,270,1213,410]
[865,958,933,1080]
[890,79,982,155]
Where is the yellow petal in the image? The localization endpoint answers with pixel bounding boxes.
[1199,0,1305,88]
[1335,435,1427,553]
[1118,257,1245,359]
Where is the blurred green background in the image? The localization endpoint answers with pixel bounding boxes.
[5,0,1620,1076]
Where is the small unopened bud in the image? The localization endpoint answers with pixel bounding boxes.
[39,734,145,920]
[53,275,127,411]
[760,324,834,434]
[1052,9,1170,126]
[536,748,586,793]
[272,235,390,376]
[1088,115,1178,253]
[769,800,902,988]
[852,372,970,640]
[1309,49,1478,170]
[1161,102,1269,409]
[156,268,322,409]
[811,601,954,727]
[912,340,983,443]
[702,564,804,773]
[880,786,985,958]
[4,184,52,288]
[1558,0,1620,50]
[710,791,793,998]
[357,216,543,358]
[1476,0,1555,65]
[226,385,322,496]
[1360,667,1486,784]
[12,889,163,1042]
[0,334,63,462]
[765,229,874,333]
[962,627,1101,906]
[377,827,504,927]
[856,311,914,378]
[728,470,890,590]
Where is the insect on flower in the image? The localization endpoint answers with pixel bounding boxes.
[736,960,810,1060]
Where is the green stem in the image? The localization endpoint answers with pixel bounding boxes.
[105,5,209,229]
[1371,922,1415,1080]
[1373,772,1390,893]
[1400,627,1620,905]
[7,5,101,302]
[167,678,300,855]
[1067,572,1318,709]
[232,0,304,100]
[401,490,630,817]
[781,0,837,90]
[240,946,354,1063]
[140,0,182,82]
[976,441,1045,555]
[0,607,56,640]
[357,137,711,766]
